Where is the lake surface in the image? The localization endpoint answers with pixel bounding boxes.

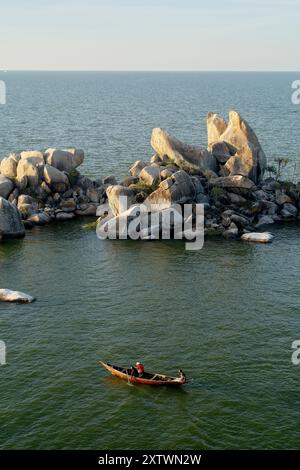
[0,72,300,449]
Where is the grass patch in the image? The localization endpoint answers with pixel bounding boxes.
[205,227,223,237]
[129,182,157,193]
[210,186,225,202]
[82,220,97,231]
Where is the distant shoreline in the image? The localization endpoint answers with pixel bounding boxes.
[2,70,300,73]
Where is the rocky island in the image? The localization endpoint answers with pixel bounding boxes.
[0,110,299,243]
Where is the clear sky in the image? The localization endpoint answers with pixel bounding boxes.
[0,0,299,71]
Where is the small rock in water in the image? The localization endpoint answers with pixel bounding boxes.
[55,212,75,221]
[241,232,274,243]
[27,212,51,226]
[0,289,36,303]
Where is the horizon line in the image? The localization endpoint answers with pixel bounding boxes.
[1,69,300,73]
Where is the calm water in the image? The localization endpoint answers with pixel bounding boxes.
[0,73,300,449]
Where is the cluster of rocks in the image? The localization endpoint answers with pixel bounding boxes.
[1,110,299,243]
[97,111,299,242]
[0,148,111,239]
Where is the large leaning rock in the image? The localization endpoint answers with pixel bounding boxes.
[106,185,136,216]
[0,196,25,238]
[0,175,14,198]
[44,148,84,172]
[207,112,227,148]
[144,170,196,209]
[151,128,216,174]
[211,111,266,183]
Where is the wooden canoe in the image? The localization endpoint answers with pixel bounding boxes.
[99,361,186,386]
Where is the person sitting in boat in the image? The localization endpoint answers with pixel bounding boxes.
[135,361,145,377]
[178,369,186,381]
[130,365,138,377]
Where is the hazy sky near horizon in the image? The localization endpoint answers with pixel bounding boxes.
[0,0,299,71]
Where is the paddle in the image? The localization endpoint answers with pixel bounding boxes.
[126,368,134,387]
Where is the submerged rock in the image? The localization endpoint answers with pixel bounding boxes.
[241,232,274,243]
[0,288,36,303]
[55,211,75,221]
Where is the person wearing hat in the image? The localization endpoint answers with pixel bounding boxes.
[135,362,145,377]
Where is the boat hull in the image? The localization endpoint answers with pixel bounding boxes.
[99,362,185,386]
